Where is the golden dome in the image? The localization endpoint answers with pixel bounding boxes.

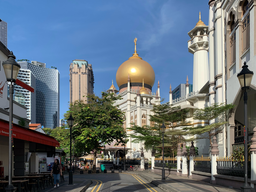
[116,38,155,88]
[140,79,149,95]
[109,80,116,90]
[195,12,206,27]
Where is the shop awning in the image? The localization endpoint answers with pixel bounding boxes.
[0,120,59,147]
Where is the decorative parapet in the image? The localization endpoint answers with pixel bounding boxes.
[250,127,256,154]
[190,141,195,156]
[177,143,182,156]
[182,143,187,156]
[211,136,219,156]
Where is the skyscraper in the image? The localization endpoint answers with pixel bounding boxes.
[0,19,7,47]
[69,59,94,103]
[16,60,60,128]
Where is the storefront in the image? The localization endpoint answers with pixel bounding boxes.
[0,119,59,176]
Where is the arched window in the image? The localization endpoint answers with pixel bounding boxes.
[229,12,235,31]
[242,0,249,15]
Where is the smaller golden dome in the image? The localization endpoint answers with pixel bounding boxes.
[109,80,116,90]
[195,12,206,27]
[140,79,149,95]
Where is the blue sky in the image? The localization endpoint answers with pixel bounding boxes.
[1,0,209,120]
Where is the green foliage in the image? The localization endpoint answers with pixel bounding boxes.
[42,127,70,155]
[18,118,26,127]
[232,145,250,164]
[50,127,70,155]
[183,103,234,146]
[42,128,52,135]
[129,102,190,155]
[67,92,127,158]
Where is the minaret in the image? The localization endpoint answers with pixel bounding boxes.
[186,76,189,97]
[188,12,209,92]
[157,81,160,98]
[169,84,172,105]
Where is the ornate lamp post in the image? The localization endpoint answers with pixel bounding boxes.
[67,114,74,185]
[3,52,21,192]
[160,123,166,180]
[237,62,253,192]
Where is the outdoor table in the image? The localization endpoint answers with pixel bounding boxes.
[13,176,43,191]
[0,179,29,192]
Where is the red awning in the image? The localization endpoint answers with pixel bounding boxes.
[16,79,34,93]
[0,120,59,147]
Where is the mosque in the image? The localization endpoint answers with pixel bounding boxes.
[105,0,256,160]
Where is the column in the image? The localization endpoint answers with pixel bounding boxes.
[211,136,219,184]
[176,144,182,175]
[208,0,216,105]
[189,141,195,177]
[151,156,155,170]
[182,143,188,175]
[250,127,256,188]
[140,157,145,170]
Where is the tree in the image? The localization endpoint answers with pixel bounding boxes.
[43,127,71,155]
[42,128,52,135]
[67,92,126,165]
[183,103,234,146]
[128,102,190,156]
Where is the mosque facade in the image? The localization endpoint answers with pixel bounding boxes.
[106,0,256,160]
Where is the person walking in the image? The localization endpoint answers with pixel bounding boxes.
[51,159,62,188]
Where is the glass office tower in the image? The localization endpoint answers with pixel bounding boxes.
[28,61,60,128]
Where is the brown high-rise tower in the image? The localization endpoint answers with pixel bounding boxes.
[69,59,94,103]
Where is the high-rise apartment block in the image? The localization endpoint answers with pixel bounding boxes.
[14,62,36,123]
[69,59,94,103]
[0,19,7,47]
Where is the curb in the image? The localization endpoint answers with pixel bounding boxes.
[80,180,93,192]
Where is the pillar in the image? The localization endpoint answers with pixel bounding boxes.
[177,143,182,173]
[250,127,256,188]
[182,143,188,175]
[151,156,155,170]
[189,141,195,177]
[140,157,145,170]
[208,0,216,105]
[211,136,219,184]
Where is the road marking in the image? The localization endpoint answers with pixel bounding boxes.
[91,180,102,192]
[122,172,158,192]
[96,180,102,192]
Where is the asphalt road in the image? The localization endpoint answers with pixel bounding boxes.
[84,172,164,192]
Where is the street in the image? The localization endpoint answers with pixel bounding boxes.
[84,172,163,192]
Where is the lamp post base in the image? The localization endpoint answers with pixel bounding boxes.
[241,184,252,192]
[69,171,73,185]
[162,169,165,180]
[5,184,15,192]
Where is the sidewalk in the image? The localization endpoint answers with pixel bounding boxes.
[138,169,241,192]
[42,173,91,192]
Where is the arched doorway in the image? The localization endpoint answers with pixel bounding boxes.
[116,150,124,158]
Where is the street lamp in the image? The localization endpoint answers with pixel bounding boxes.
[237,62,253,192]
[67,114,74,185]
[3,52,20,192]
[160,122,166,180]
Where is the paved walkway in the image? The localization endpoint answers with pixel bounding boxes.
[138,169,241,192]
[42,172,91,192]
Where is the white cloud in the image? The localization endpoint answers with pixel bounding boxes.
[137,0,178,51]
